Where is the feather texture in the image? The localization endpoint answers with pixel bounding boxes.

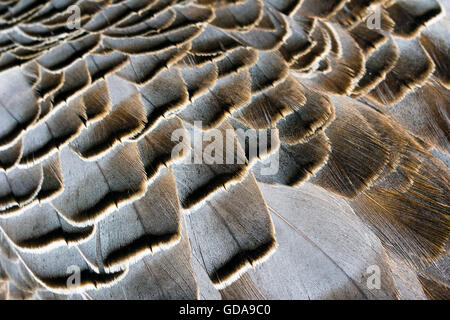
[0,0,448,300]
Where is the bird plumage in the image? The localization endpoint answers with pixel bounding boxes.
[0,0,448,300]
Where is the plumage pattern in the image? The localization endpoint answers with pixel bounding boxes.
[0,0,448,300]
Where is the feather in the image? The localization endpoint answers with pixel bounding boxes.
[103,8,176,38]
[85,52,129,84]
[19,96,86,167]
[0,203,95,252]
[34,67,64,102]
[233,75,304,129]
[299,0,348,19]
[117,44,188,86]
[83,1,145,32]
[256,132,330,186]
[215,47,258,78]
[0,164,43,214]
[70,93,147,160]
[0,67,39,150]
[52,59,91,109]
[368,37,435,105]
[0,0,449,301]
[420,19,450,88]
[86,213,198,300]
[0,139,23,172]
[52,143,147,226]
[190,25,240,55]
[180,60,218,101]
[311,97,390,198]
[229,7,289,50]
[332,0,386,28]
[212,0,263,31]
[266,0,302,16]
[186,173,276,289]
[37,34,100,71]
[300,23,365,95]
[137,117,190,182]
[291,23,331,72]
[178,69,251,128]
[353,36,399,95]
[349,22,387,57]
[76,168,181,273]
[114,0,176,29]
[386,0,442,38]
[0,243,40,293]
[278,18,312,63]
[137,68,188,137]
[388,79,450,154]
[172,120,248,210]
[276,85,334,144]
[16,245,127,294]
[103,25,203,55]
[224,182,400,299]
